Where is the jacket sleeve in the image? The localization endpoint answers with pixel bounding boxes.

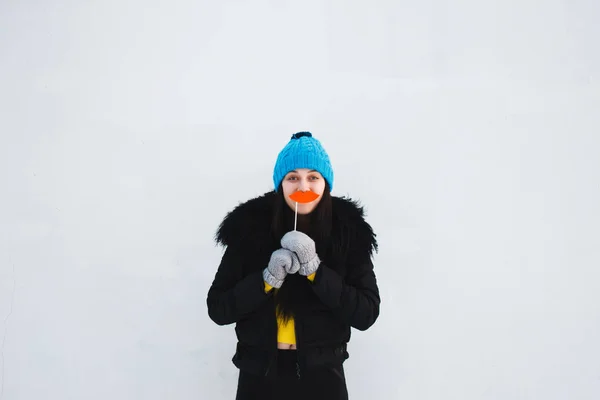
[206,245,272,325]
[310,257,380,331]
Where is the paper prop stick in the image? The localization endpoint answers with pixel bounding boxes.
[289,191,320,230]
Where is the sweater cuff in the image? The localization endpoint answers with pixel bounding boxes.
[264,281,274,293]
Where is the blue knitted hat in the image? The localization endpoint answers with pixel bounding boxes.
[273,132,334,192]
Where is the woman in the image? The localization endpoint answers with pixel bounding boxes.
[207,132,380,399]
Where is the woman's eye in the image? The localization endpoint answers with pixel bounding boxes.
[286,175,319,181]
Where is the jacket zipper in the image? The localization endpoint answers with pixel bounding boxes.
[266,300,279,377]
[294,314,302,380]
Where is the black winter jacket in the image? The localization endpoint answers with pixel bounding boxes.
[206,191,380,377]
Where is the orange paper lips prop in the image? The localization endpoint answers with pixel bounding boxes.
[289,191,320,203]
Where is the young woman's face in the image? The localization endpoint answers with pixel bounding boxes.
[282,168,326,214]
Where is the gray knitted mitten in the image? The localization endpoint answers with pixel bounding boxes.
[280,231,321,276]
[263,248,300,288]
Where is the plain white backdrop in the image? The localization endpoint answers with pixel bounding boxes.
[1,1,599,399]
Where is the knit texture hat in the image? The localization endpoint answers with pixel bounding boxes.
[273,132,334,192]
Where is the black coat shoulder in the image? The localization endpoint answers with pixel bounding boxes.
[214,191,277,247]
[331,196,378,258]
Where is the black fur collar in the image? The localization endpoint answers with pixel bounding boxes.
[214,191,377,258]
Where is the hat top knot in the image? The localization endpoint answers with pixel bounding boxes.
[292,132,312,139]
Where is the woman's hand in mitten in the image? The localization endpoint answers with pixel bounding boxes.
[263,248,300,288]
[280,231,321,276]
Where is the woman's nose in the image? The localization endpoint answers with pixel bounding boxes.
[298,179,309,191]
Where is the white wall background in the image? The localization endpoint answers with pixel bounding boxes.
[1,1,599,399]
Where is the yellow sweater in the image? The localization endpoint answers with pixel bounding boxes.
[264,273,316,344]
